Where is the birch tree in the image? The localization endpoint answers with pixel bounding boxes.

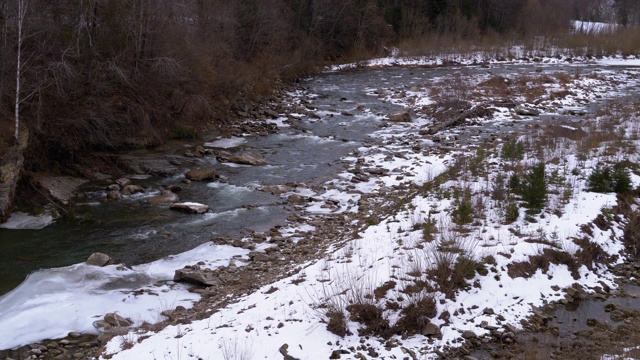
[14,0,27,142]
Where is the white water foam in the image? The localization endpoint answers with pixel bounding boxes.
[203,137,247,149]
[0,242,249,350]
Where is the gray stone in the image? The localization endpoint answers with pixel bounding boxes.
[169,202,209,214]
[248,251,271,262]
[287,194,307,205]
[104,313,132,327]
[422,322,442,337]
[86,253,113,267]
[174,267,219,286]
[259,185,291,195]
[461,330,477,339]
[97,326,130,343]
[217,151,267,166]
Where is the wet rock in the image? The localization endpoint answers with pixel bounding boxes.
[148,191,179,205]
[107,184,120,192]
[195,146,206,157]
[174,267,220,286]
[169,202,209,214]
[122,185,145,196]
[610,310,626,322]
[287,194,307,205]
[185,168,217,181]
[259,185,291,195]
[86,252,113,267]
[217,151,267,166]
[166,184,183,193]
[106,190,122,200]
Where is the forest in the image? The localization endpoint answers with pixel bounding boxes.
[0,0,639,171]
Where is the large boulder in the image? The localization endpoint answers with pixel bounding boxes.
[185,168,217,181]
[148,190,179,205]
[174,267,220,286]
[35,176,89,205]
[217,151,267,166]
[169,202,209,214]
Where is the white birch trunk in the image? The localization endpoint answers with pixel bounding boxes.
[14,0,26,142]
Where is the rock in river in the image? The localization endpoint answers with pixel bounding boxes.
[169,202,209,214]
[148,190,179,205]
[185,168,217,181]
[217,151,267,166]
[86,252,113,267]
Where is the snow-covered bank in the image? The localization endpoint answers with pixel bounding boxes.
[331,51,640,72]
[101,58,640,359]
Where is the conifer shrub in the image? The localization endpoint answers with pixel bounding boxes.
[521,163,547,212]
[501,139,525,161]
[587,163,633,193]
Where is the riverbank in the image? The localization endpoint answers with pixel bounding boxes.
[2,55,640,360]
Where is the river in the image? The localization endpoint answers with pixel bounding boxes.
[0,61,638,350]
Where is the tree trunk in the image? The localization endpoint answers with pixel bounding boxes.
[14,0,27,143]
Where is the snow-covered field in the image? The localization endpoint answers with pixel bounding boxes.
[97,56,640,359]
